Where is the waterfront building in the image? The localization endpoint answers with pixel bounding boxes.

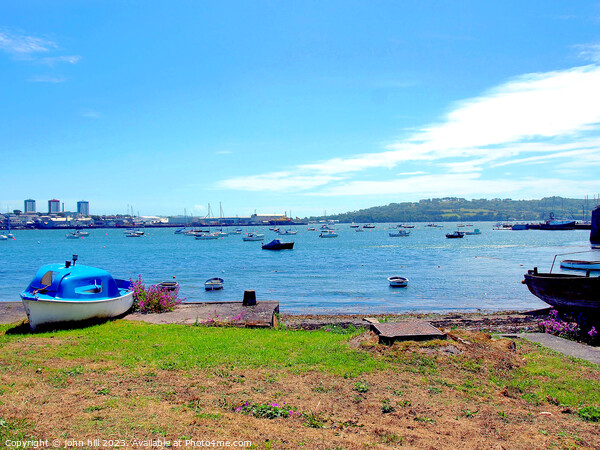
[77,200,90,216]
[48,199,60,214]
[24,199,36,213]
[250,213,290,224]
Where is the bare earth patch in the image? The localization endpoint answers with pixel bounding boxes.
[1,329,598,449]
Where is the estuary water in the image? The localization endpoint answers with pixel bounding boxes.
[0,223,595,314]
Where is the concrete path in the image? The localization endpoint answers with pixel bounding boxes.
[0,301,279,328]
[520,333,600,365]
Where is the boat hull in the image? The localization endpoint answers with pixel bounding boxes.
[388,276,409,287]
[523,271,600,314]
[560,260,600,271]
[21,291,134,330]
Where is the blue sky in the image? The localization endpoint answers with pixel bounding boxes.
[1,1,599,217]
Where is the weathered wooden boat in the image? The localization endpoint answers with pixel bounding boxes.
[388,276,409,287]
[560,260,600,271]
[204,277,224,291]
[522,267,600,314]
[262,239,294,250]
[20,256,133,330]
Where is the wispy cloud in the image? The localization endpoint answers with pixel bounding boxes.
[28,75,66,83]
[0,30,56,56]
[81,108,101,118]
[40,55,81,66]
[219,61,600,199]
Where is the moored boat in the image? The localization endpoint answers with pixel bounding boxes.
[262,239,294,250]
[446,231,464,239]
[20,255,133,330]
[560,260,600,271]
[319,230,338,238]
[204,277,224,291]
[464,229,481,235]
[242,232,265,241]
[389,230,410,237]
[522,267,600,314]
[388,276,409,287]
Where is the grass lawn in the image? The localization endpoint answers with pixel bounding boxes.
[0,320,599,449]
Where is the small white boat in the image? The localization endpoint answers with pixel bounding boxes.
[307,227,316,231]
[388,276,409,287]
[319,230,338,238]
[66,230,90,239]
[560,260,600,271]
[0,235,8,241]
[20,256,133,330]
[242,233,265,241]
[389,230,410,237]
[125,230,144,237]
[195,232,220,240]
[278,229,298,235]
[205,277,224,291]
[355,228,364,232]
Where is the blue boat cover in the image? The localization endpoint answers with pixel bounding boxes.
[22,264,129,301]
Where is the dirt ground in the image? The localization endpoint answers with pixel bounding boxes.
[1,328,598,449]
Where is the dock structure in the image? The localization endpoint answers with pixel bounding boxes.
[369,320,447,345]
[0,301,279,329]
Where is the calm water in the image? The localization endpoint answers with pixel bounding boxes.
[0,224,595,314]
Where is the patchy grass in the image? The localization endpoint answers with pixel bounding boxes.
[0,323,598,448]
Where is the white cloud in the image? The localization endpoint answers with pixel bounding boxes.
[219,62,600,198]
[28,75,66,83]
[40,55,81,65]
[219,171,342,192]
[0,30,56,56]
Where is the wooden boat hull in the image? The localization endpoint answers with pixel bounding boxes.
[522,270,600,313]
[21,290,134,331]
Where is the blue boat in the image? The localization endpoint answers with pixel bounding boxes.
[205,277,224,291]
[262,239,294,250]
[20,255,133,330]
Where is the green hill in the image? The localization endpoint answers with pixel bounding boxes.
[309,197,596,223]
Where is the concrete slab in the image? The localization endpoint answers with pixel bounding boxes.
[371,321,447,345]
[0,301,279,328]
[520,333,600,365]
[0,302,26,324]
[126,301,279,327]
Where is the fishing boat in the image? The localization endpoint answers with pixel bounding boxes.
[522,267,600,314]
[242,233,265,241]
[204,277,224,291]
[262,239,294,250]
[389,230,410,237]
[560,260,600,271]
[349,223,359,228]
[20,255,133,330]
[319,230,338,238]
[388,276,409,287]
[464,229,481,235]
[363,224,375,229]
[446,231,465,239]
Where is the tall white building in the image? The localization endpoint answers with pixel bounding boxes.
[24,199,36,213]
[77,200,90,216]
[48,199,60,213]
